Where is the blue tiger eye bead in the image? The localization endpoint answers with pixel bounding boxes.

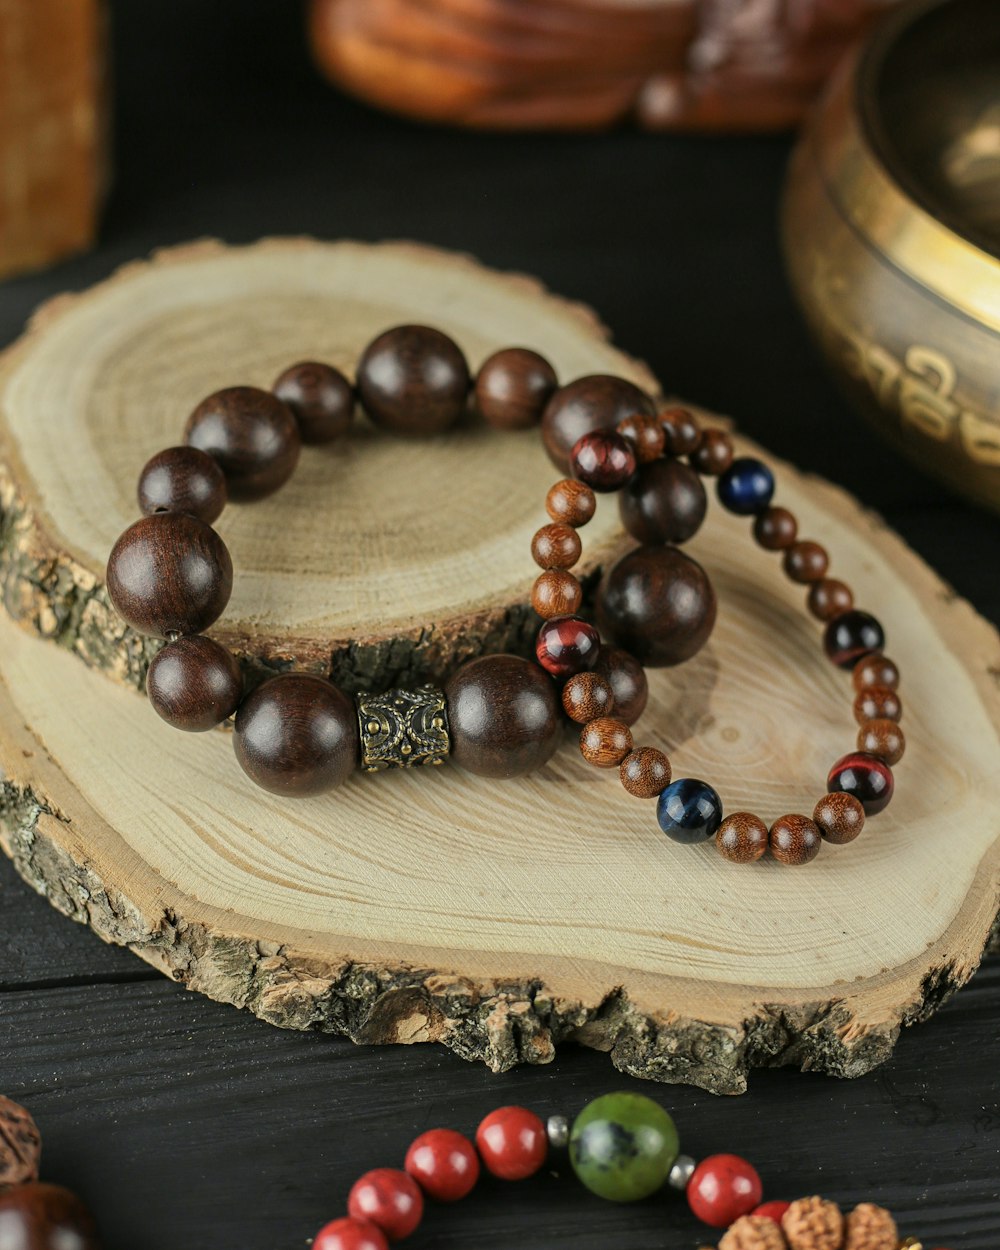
[656,778,723,843]
[717,457,774,515]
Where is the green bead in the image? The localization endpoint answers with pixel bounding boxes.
[569,1092,679,1202]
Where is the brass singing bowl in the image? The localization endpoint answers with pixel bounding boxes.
[782,0,1000,511]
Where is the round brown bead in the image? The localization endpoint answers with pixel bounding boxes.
[532,569,582,619]
[137,445,227,524]
[146,635,243,732]
[561,671,615,723]
[812,791,865,844]
[580,717,633,768]
[857,717,906,765]
[445,654,561,778]
[852,653,900,692]
[541,374,655,471]
[752,506,798,551]
[769,813,823,865]
[475,346,557,430]
[658,406,702,455]
[233,674,358,796]
[619,746,671,798]
[716,812,768,863]
[782,540,829,584]
[545,478,596,528]
[357,324,470,436]
[272,360,354,444]
[616,413,665,464]
[184,386,301,502]
[618,458,707,546]
[531,522,582,570]
[0,1183,100,1250]
[853,684,902,724]
[807,578,854,622]
[690,428,734,476]
[592,645,648,726]
[106,513,233,639]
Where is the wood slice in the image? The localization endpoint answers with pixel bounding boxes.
[1,238,999,1095]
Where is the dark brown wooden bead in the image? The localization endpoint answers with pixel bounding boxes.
[356,324,469,437]
[545,478,596,528]
[619,746,671,797]
[690,427,734,476]
[770,813,823,865]
[561,671,615,723]
[475,346,556,430]
[852,653,900,692]
[146,635,243,732]
[272,360,354,444]
[592,645,648,726]
[233,673,358,796]
[658,406,702,455]
[531,569,582,619]
[807,578,854,622]
[853,684,902,724]
[812,791,865,844]
[106,513,233,639]
[184,386,301,502]
[782,540,829,584]
[531,522,582,569]
[541,374,654,471]
[137,445,227,523]
[598,544,716,668]
[0,1183,100,1250]
[857,717,906,765]
[716,812,768,863]
[579,717,633,768]
[616,413,665,464]
[752,505,798,551]
[618,458,707,545]
[445,654,560,778]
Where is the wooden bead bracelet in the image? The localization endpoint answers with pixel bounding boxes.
[105,325,903,867]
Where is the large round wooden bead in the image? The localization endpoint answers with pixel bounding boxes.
[357,325,469,436]
[824,609,885,669]
[618,458,707,545]
[531,569,582,619]
[445,655,561,778]
[813,791,865,844]
[570,430,637,492]
[0,1183,101,1250]
[106,513,233,639]
[137,445,227,524]
[769,813,822,865]
[858,718,906,766]
[475,347,557,430]
[561,671,615,723]
[828,751,894,815]
[598,544,716,668]
[535,615,601,677]
[184,386,301,501]
[545,478,596,528]
[580,717,633,767]
[619,746,670,798]
[541,374,655,471]
[233,674,358,796]
[592,645,648,725]
[716,812,768,863]
[272,360,354,444]
[657,777,723,843]
[569,1092,679,1203]
[146,635,243,732]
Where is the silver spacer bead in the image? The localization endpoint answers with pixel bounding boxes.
[668,1153,697,1191]
[546,1114,570,1150]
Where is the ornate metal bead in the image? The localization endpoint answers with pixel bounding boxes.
[356,685,450,772]
[668,1153,697,1191]
[546,1114,570,1149]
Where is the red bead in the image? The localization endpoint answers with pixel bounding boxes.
[475,1106,547,1181]
[828,751,894,815]
[535,614,600,677]
[686,1154,763,1228]
[314,1217,389,1250]
[753,1200,791,1226]
[348,1169,423,1241]
[405,1128,480,1202]
[570,430,637,492]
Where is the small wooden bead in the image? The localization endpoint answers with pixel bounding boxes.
[857,718,906,765]
[535,614,601,677]
[852,653,900,692]
[570,430,637,493]
[752,506,798,551]
[545,478,596,528]
[272,360,354,444]
[356,325,469,436]
[445,654,560,778]
[813,791,865,844]
[475,347,557,430]
[769,813,822,865]
[562,671,615,723]
[532,569,582,618]
[853,684,902,724]
[146,635,243,732]
[618,458,707,545]
[580,717,633,768]
[616,413,665,464]
[658,406,702,455]
[782,540,829,584]
[690,428,734,476]
[541,374,654,471]
[619,746,671,797]
[592,645,648,726]
[137,445,227,524]
[531,522,582,570]
[716,812,768,863]
[184,386,301,502]
[807,578,854,622]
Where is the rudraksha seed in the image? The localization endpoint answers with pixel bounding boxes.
[690,428,734,476]
[812,791,865,844]
[823,610,885,670]
[580,717,633,768]
[106,513,233,639]
[782,1196,844,1250]
[545,478,596,528]
[592,645,648,725]
[616,413,665,464]
[620,747,671,798]
[541,374,655,471]
[272,360,355,444]
[782,540,829,584]
[657,778,723,844]
[719,1215,787,1250]
[770,813,822,865]
[532,570,582,619]
[827,751,894,815]
[137,445,227,524]
[658,406,702,456]
[561,671,615,724]
[356,325,470,437]
[570,430,637,493]
[807,578,854,622]
[852,653,899,692]
[857,718,906,766]
[852,685,902,724]
[0,1183,101,1250]
[184,385,301,501]
[535,614,601,677]
[716,812,768,864]
[0,1095,41,1187]
[843,1202,898,1250]
[618,458,707,545]
[146,635,243,732]
[752,505,798,551]
[474,347,557,431]
[445,655,560,778]
[531,522,582,570]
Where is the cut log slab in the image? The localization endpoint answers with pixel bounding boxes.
[0,238,998,1094]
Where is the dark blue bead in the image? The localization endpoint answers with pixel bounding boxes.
[656,778,723,844]
[717,457,775,515]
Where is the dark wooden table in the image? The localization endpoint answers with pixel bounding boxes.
[2,3,998,1247]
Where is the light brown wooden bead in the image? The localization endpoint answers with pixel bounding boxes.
[580,717,633,768]
[658,406,701,455]
[752,505,798,551]
[782,539,829,584]
[616,413,665,464]
[770,813,822,865]
[813,790,865,843]
[807,578,854,622]
[545,478,596,528]
[562,671,615,723]
[531,522,582,570]
[857,718,906,765]
[716,812,768,863]
[853,684,902,723]
[619,746,671,798]
[690,427,734,476]
[532,569,582,619]
[852,653,900,691]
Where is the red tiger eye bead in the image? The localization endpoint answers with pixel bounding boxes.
[536,614,600,677]
[569,430,637,493]
[828,751,894,815]
[314,1217,389,1250]
[475,1106,547,1181]
[405,1128,480,1202]
[348,1168,423,1241]
[824,610,885,669]
[687,1155,763,1228]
